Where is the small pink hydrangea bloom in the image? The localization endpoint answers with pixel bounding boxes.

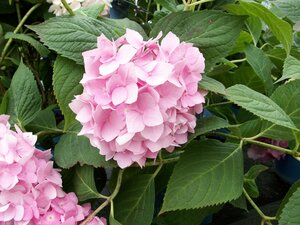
[70,29,206,168]
[0,115,106,225]
[247,137,288,162]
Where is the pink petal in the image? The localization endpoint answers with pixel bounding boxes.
[126,111,145,133]
[143,106,163,127]
[112,86,128,105]
[76,106,92,123]
[14,205,24,221]
[114,152,133,168]
[125,83,138,104]
[161,32,180,54]
[125,28,144,48]
[44,184,57,200]
[147,62,174,86]
[116,132,135,145]
[141,124,164,142]
[99,60,119,75]
[101,122,119,142]
[116,44,137,64]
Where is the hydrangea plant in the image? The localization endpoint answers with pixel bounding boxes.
[1,0,300,225]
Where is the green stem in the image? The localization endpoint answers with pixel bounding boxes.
[61,0,75,16]
[243,188,277,223]
[230,58,247,64]
[0,3,42,65]
[80,169,124,225]
[184,0,214,7]
[243,138,295,155]
[208,131,298,157]
[15,0,22,26]
[145,0,152,22]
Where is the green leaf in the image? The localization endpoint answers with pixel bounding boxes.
[199,76,226,95]
[225,84,297,131]
[150,11,245,70]
[278,181,300,225]
[189,116,230,141]
[155,206,220,225]
[4,32,50,56]
[25,105,57,133]
[244,165,268,198]
[73,165,102,201]
[28,15,119,64]
[225,1,293,54]
[161,140,243,212]
[53,56,83,130]
[258,80,300,140]
[245,15,262,45]
[76,3,105,18]
[230,31,252,55]
[244,44,274,95]
[114,175,155,225]
[7,61,41,126]
[274,0,300,23]
[277,180,300,218]
[0,91,9,114]
[154,0,178,12]
[54,123,115,168]
[276,55,300,83]
[98,17,147,39]
[110,215,122,225]
[211,66,265,93]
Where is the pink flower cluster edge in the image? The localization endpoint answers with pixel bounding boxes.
[0,115,106,225]
[70,29,206,168]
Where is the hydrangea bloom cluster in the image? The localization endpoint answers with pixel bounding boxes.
[248,137,288,162]
[47,0,112,16]
[0,115,106,225]
[70,29,206,168]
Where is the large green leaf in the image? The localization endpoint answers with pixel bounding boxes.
[244,44,274,95]
[278,182,300,225]
[54,123,114,168]
[276,55,300,83]
[274,0,300,23]
[150,11,245,70]
[199,76,226,95]
[73,165,102,201]
[114,175,155,225]
[155,206,220,225]
[28,15,119,64]
[190,116,230,139]
[5,32,50,56]
[53,56,83,130]
[225,84,297,131]
[25,106,57,133]
[7,61,41,126]
[277,180,300,218]
[258,80,300,140]
[161,140,243,212]
[225,1,292,54]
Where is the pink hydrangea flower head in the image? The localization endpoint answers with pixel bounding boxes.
[247,137,288,162]
[70,29,206,168]
[0,115,106,225]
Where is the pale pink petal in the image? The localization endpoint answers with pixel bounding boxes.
[125,111,145,133]
[99,60,119,75]
[125,28,144,49]
[116,132,135,145]
[112,86,128,105]
[116,44,137,64]
[141,124,164,142]
[114,152,133,168]
[161,32,180,54]
[125,83,138,104]
[143,106,163,127]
